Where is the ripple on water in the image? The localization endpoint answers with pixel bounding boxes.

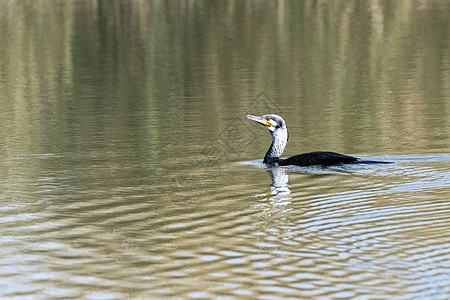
[0,154,449,298]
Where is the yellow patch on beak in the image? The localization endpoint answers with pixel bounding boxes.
[264,119,274,127]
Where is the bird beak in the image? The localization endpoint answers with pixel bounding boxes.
[246,115,272,127]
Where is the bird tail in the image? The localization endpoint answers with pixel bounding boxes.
[356,160,394,164]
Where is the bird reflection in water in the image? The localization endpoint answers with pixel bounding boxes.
[265,166,292,206]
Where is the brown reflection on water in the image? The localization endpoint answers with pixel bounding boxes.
[1,1,449,157]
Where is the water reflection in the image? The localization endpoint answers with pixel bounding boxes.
[1,0,449,158]
[268,166,291,197]
[247,163,293,206]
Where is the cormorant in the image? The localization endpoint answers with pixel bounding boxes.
[246,114,391,166]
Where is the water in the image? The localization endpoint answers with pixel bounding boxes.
[1,1,449,299]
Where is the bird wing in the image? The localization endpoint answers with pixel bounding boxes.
[282,151,359,166]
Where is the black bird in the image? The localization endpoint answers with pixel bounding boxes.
[246,114,391,166]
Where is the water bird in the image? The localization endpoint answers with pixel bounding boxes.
[246,114,392,166]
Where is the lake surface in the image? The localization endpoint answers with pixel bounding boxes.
[1,1,449,299]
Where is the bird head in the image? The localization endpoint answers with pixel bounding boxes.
[245,114,286,132]
[246,114,289,162]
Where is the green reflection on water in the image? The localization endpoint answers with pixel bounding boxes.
[1,1,448,165]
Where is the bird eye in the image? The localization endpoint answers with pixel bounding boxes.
[266,117,270,121]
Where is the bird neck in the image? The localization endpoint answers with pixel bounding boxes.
[264,128,288,164]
